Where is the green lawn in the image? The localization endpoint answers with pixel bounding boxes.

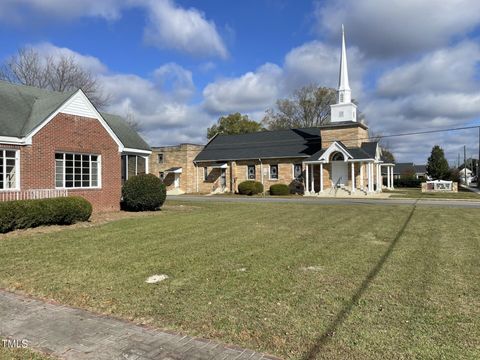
[388,186,480,200]
[0,201,479,359]
[0,347,52,360]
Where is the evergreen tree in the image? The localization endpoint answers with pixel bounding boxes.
[426,145,449,180]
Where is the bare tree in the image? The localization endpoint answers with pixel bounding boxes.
[0,48,109,108]
[125,105,141,131]
[262,85,337,130]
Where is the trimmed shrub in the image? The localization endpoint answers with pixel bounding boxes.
[238,180,264,195]
[0,196,92,233]
[393,178,422,188]
[269,183,290,195]
[122,174,166,211]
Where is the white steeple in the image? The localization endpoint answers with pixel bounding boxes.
[338,24,351,103]
[330,25,357,123]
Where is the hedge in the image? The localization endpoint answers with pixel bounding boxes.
[238,180,264,195]
[122,174,167,211]
[393,178,422,188]
[0,196,92,233]
[269,183,290,195]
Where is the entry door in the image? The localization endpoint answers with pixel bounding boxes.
[174,173,180,188]
[331,161,348,187]
[220,169,227,189]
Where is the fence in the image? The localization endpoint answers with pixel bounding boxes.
[0,189,69,202]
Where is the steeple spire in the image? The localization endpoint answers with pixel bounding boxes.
[330,25,357,122]
[338,24,351,103]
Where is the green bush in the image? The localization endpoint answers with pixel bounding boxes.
[0,196,92,234]
[122,174,166,211]
[269,183,290,195]
[393,178,422,188]
[238,180,264,195]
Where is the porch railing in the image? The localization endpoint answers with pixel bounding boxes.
[0,189,69,202]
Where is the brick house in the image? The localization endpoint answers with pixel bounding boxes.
[0,81,151,211]
[149,27,395,195]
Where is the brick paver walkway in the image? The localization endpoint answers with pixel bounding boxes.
[0,290,280,360]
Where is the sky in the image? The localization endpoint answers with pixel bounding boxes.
[1,0,480,164]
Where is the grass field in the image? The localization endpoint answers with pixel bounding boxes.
[0,201,479,359]
[388,186,480,199]
[0,347,52,360]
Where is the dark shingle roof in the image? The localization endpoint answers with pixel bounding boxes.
[414,164,426,173]
[0,80,149,151]
[195,128,322,162]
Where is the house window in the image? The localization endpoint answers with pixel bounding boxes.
[121,155,147,184]
[204,167,208,181]
[157,153,164,163]
[269,165,278,180]
[293,164,303,179]
[0,149,19,190]
[247,165,256,180]
[55,153,100,188]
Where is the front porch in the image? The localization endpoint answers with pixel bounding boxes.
[302,141,395,197]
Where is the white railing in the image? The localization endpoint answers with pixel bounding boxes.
[0,189,69,202]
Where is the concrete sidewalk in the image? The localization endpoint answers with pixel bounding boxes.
[0,290,279,360]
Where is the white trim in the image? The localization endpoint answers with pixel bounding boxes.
[54,152,102,190]
[317,141,353,162]
[268,164,279,181]
[123,148,152,155]
[305,164,309,193]
[0,136,26,145]
[320,162,324,192]
[0,149,20,191]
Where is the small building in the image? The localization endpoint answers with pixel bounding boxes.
[0,81,151,211]
[149,144,204,194]
[382,163,427,180]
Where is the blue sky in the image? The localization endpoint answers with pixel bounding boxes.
[1,0,480,164]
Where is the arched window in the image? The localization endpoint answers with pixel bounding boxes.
[331,152,344,161]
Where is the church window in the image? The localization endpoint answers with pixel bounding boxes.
[339,111,344,118]
[331,152,344,161]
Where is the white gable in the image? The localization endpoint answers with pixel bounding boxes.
[318,141,352,162]
[61,92,98,118]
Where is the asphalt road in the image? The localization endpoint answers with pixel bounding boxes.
[167,195,480,208]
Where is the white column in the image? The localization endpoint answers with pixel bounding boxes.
[360,162,364,190]
[305,164,309,193]
[391,166,394,189]
[320,163,324,192]
[310,164,315,194]
[351,162,355,192]
[367,163,372,192]
[376,164,381,192]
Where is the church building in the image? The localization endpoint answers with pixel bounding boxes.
[150,27,395,195]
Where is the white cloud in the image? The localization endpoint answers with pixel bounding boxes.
[0,0,228,59]
[153,62,195,101]
[203,63,283,114]
[32,42,108,74]
[377,41,480,97]
[284,40,366,100]
[143,0,228,59]
[0,0,128,23]
[315,0,480,57]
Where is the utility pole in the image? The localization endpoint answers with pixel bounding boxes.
[478,127,480,188]
[464,145,467,185]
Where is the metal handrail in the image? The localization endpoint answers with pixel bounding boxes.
[329,176,343,196]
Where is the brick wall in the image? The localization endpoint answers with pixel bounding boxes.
[18,112,121,211]
[150,144,203,193]
[321,123,369,148]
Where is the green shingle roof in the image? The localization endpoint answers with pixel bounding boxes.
[0,80,150,151]
[101,112,150,151]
